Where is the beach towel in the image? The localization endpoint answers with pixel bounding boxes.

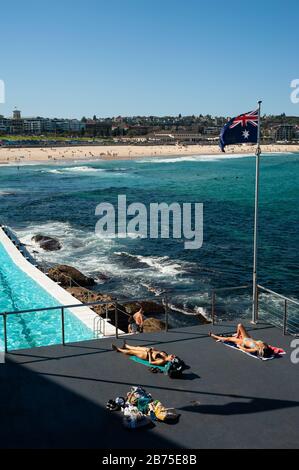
[268,345,286,356]
[217,339,286,361]
[130,356,171,373]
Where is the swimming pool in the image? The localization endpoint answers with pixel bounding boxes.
[0,240,94,351]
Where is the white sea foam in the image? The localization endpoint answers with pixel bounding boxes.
[136,151,298,164]
[15,222,127,279]
[194,305,208,317]
[136,254,184,275]
[168,302,207,317]
[136,153,255,164]
[0,190,16,196]
[46,169,63,174]
[63,166,105,172]
[15,223,200,321]
[264,152,296,156]
[114,251,185,275]
[42,165,129,176]
[3,162,41,167]
[140,282,165,296]
[13,222,217,325]
[42,166,107,174]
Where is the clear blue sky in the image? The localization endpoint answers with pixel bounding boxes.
[1,0,299,118]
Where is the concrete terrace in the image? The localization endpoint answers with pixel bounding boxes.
[0,321,298,449]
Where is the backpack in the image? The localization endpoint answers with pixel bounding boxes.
[166,357,187,378]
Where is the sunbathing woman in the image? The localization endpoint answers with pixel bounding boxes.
[209,323,273,358]
[112,342,176,366]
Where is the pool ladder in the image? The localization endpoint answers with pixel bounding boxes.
[93,304,110,338]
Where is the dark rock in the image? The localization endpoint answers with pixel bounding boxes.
[94,272,110,281]
[66,287,128,331]
[71,241,84,249]
[32,234,61,251]
[66,287,114,314]
[47,264,95,287]
[65,287,168,334]
[123,300,165,316]
[143,317,166,333]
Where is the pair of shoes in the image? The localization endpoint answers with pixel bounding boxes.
[106,399,120,411]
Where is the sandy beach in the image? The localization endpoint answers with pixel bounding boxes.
[0,143,298,164]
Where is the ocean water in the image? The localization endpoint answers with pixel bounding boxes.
[0,152,298,328]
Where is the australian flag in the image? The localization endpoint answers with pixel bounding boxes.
[220,109,259,152]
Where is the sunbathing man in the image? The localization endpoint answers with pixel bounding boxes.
[112,342,176,366]
[209,323,273,358]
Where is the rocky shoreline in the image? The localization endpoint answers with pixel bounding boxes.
[29,232,209,332]
[46,263,209,333]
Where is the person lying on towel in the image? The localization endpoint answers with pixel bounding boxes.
[209,323,274,359]
[112,341,176,366]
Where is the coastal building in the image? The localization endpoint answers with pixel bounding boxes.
[1,110,89,136]
[152,131,204,143]
[42,119,56,133]
[274,125,295,142]
[204,126,222,135]
[69,119,85,133]
[127,125,150,136]
[85,119,112,137]
[1,110,298,141]
[11,110,24,134]
[53,120,71,133]
[21,117,85,135]
[23,118,44,134]
[0,118,10,134]
[13,109,21,120]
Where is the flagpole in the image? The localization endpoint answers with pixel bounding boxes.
[252,100,262,323]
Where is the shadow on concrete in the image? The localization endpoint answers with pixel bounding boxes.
[180,397,299,416]
[0,358,179,449]
[1,322,298,449]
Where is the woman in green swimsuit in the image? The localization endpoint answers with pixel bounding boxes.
[209,323,273,358]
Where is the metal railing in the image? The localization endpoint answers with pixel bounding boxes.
[1,224,298,346]
[1,224,37,266]
[257,285,299,336]
[0,295,170,353]
[1,224,106,336]
[93,305,109,338]
[0,224,171,350]
[211,285,250,325]
[0,280,298,354]
[211,283,299,336]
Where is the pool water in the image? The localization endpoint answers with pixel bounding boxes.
[0,241,93,351]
